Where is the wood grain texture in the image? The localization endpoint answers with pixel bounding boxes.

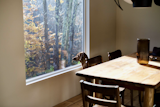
[76,54,160,107]
[80,80,123,107]
[76,56,160,88]
[143,88,154,107]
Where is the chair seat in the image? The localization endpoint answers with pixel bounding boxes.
[103,87,125,97]
[101,82,125,92]
[93,104,125,107]
[103,87,125,101]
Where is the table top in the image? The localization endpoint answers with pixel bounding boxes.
[76,54,160,89]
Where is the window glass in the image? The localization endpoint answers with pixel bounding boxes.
[23,0,84,79]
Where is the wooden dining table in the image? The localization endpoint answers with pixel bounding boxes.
[76,53,160,107]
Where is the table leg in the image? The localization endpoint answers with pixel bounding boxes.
[95,79,102,98]
[130,90,133,107]
[144,87,154,107]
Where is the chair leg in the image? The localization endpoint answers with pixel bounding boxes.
[130,90,133,107]
[109,95,114,100]
[139,91,143,107]
[121,91,125,105]
[89,103,93,107]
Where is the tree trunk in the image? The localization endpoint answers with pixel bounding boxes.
[53,0,60,70]
[67,0,79,66]
[43,0,50,70]
[61,0,72,66]
[61,0,69,61]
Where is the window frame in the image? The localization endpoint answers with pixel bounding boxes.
[26,0,90,85]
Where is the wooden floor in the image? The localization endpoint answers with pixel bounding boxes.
[54,89,141,107]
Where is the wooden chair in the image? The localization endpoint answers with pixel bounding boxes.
[88,55,125,105]
[108,50,122,60]
[72,52,102,69]
[154,93,160,106]
[88,55,102,67]
[73,53,102,81]
[73,53,103,106]
[99,50,125,105]
[73,53,124,105]
[107,50,143,107]
[80,80,125,107]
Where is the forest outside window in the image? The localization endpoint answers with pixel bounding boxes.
[23,0,84,80]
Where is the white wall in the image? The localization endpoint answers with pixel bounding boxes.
[0,0,116,107]
[116,0,160,55]
[90,0,116,61]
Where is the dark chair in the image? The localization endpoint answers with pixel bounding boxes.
[88,55,102,67]
[72,52,103,69]
[107,50,143,107]
[73,53,124,105]
[150,47,160,61]
[108,50,122,60]
[80,80,125,107]
[72,52,102,69]
[151,47,160,106]
[101,50,125,105]
[73,53,103,107]
[150,47,160,56]
[87,54,125,105]
[154,93,160,107]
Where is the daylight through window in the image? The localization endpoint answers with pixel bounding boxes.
[23,0,84,79]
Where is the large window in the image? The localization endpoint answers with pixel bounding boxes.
[23,0,85,80]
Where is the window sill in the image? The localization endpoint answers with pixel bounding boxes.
[26,64,82,85]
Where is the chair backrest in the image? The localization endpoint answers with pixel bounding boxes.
[108,50,122,60]
[73,52,102,69]
[80,80,121,107]
[88,55,102,67]
[151,47,160,56]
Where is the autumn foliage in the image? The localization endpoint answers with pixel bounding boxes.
[23,0,83,79]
